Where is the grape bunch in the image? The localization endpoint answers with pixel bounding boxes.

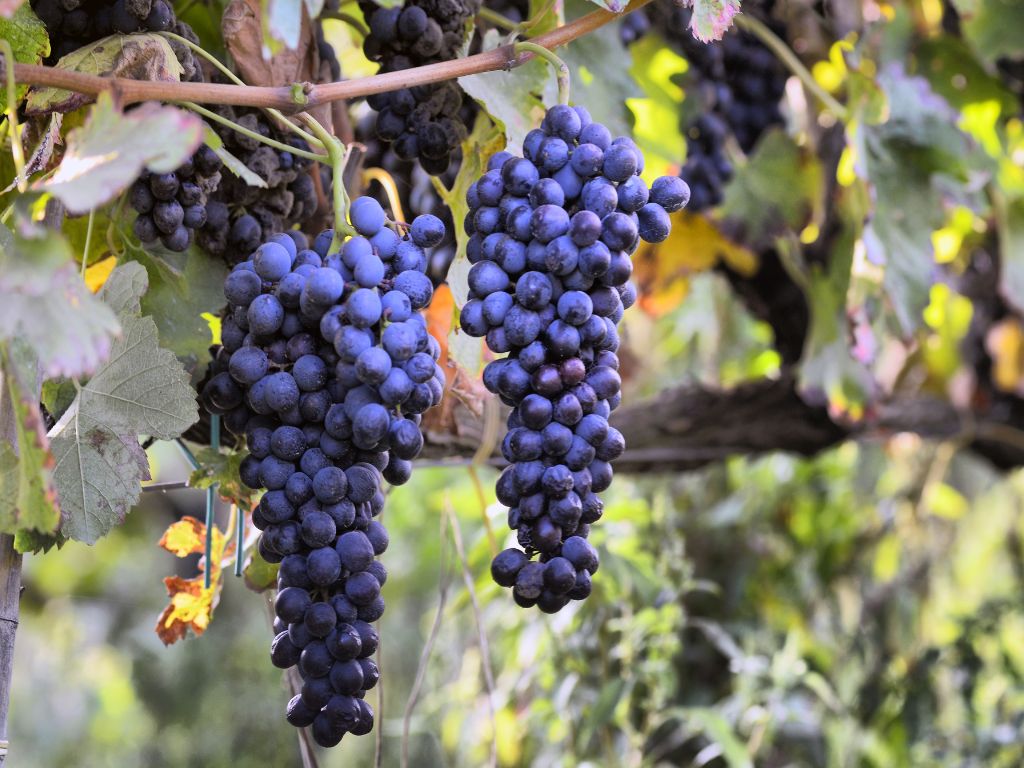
[129,144,223,252]
[201,197,447,747]
[31,0,203,81]
[198,106,321,264]
[358,0,481,173]
[624,1,788,211]
[458,105,690,611]
[679,113,732,212]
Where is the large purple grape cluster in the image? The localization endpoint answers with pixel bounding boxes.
[458,105,690,611]
[201,198,447,747]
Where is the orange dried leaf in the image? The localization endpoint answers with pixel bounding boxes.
[425,283,455,374]
[986,318,1024,397]
[155,516,234,645]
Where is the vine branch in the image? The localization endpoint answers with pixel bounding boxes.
[6,0,653,111]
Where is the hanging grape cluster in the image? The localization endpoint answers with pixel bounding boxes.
[358,0,481,173]
[197,106,321,263]
[459,104,690,611]
[202,198,447,746]
[625,0,788,211]
[31,0,203,79]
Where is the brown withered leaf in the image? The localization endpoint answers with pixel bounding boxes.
[421,284,486,436]
[222,0,332,131]
[26,34,183,115]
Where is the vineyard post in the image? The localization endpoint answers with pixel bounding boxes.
[0,533,21,767]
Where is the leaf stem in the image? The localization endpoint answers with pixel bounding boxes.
[0,41,27,192]
[513,41,570,105]
[80,208,95,278]
[477,7,520,31]
[321,11,370,38]
[733,15,849,122]
[180,101,329,163]
[300,113,357,248]
[159,32,323,148]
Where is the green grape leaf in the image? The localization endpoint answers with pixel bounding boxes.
[97,255,147,316]
[720,129,823,248]
[560,11,638,138]
[0,342,60,535]
[459,31,552,154]
[49,263,199,543]
[38,93,203,214]
[997,196,1024,315]
[855,67,980,334]
[128,246,227,378]
[49,414,151,544]
[0,221,120,379]
[798,225,876,422]
[41,378,77,423]
[13,527,66,555]
[0,4,49,113]
[26,33,184,115]
[956,0,1024,63]
[244,548,279,593]
[189,446,258,510]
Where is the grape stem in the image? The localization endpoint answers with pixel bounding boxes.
[477,6,520,31]
[321,11,370,38]
[159,32,323,148]
[0,42,27,192]
[179,101,329,162]
[80,209,94,278]
[513,41,570,105]
[6,0,654,109]
[733,15,849,122]
[362,167,406,224]
[299,113,357,249]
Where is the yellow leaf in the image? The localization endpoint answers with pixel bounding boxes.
[158,516,205,557]
[632,211,758,317]
[986,318,1024,396]
[155,516,234,645]
[84,255,117,292]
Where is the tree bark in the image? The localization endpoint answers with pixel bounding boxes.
[0,534,22,767]
[417,375,1024,472]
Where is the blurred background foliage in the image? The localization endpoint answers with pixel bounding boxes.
[11,272,1024,767]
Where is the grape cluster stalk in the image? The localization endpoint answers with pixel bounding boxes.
[459,104,690,611]
[202,197,447,747]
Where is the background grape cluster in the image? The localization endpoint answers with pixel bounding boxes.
[201,198,447,746]
[626,0,788,211]
[357,0,482,173]
[129,145,222,252]
[197,106,321,264]
[458,104,690,611]
[31,0,203,80]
